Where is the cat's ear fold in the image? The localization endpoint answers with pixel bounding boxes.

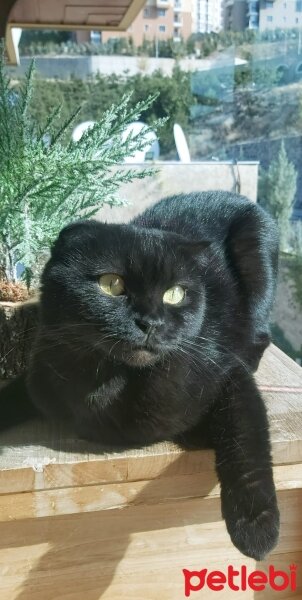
[224,207,279,352]
[51,220,97,258]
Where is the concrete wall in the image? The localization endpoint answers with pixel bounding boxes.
[96,161,259,223]
[9,55,220,79]
[9,52,248,79]
[252,51,302,85]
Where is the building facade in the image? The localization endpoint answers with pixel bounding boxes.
[223,0,259,30]
[100,0,194,45]
[77,0,225,47]
[192,0,223,33]
[259,0,302,31]
[224,0,302,32]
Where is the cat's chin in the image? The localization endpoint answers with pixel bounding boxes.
[123,349,160,368]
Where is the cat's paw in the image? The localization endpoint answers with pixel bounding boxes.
[222,488,280,560]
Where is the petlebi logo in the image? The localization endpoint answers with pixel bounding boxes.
[183,564,297,596]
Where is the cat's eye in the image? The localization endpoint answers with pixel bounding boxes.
[163,285,185,305]
[99,273,125,297]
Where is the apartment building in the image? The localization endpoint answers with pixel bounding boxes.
[259,0,302,31]
[223,0,259,30]
[193,0,223,33]
[76,0,225,45]
[99,0,194,44]
[224,0,302,32]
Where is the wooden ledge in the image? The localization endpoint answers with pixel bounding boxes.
[0,345,301,522]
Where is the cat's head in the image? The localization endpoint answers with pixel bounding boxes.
[41,220,211,367]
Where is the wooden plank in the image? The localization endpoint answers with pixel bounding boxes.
[0,463,300,522]
[256,344,302,389]
[0,488,301,600]
[0,441,216,494]
[0,345,301,495]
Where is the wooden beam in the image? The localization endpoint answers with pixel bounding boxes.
[3,0,146,64]
[0,0,16,38]
[119,0,146,30]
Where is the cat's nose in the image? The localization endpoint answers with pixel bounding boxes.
[135,316,163,335]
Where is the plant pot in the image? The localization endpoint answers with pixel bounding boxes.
[0,298,39,379]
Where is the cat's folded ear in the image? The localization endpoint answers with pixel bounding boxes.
[224,206,278,293]
[51,220,99,258]
[224,204,279,346]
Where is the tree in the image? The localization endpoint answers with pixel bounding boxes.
[25,67,194,155]
[290,221,302,310]
[258,141,297,251]
[0,49,163,288]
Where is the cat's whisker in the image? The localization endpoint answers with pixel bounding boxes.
[176,342,236,390]
[33,331,118,357]
[108,339,122,358]
[171,345,214,380]
[181,340,223,370]
[181,335,251,374]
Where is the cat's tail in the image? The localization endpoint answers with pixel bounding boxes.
[0,374,39,432]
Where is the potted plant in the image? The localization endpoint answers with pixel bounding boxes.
[0,46,161,378]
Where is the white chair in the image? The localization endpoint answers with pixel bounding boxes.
[173,123,191,163]
[72,121,96,142]
[122,121,160,163]
[11,28,22,65]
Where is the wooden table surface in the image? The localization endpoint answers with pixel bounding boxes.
[0,345,301,600]
[0,344,301,502]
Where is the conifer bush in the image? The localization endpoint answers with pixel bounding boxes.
[0,46,162,296]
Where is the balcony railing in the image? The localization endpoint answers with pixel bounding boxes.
[155,0,171,7]
[247,7,259,16]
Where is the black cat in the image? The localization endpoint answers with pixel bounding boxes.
[0,191,280,560]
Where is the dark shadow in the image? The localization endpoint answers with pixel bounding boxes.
[255,498,302,599]
[0,452,220,599]
[0,422,297,598]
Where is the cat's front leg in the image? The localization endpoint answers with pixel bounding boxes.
[210,373,279,560]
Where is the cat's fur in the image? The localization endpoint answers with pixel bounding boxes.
[0,191,280,560]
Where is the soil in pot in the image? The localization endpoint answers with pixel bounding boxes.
[0,282,39,379]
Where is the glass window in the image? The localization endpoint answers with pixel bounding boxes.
[250,15,259,26]
[15,11,302,364]
[90,31,101,43]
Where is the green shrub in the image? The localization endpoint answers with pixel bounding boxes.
[258,142,297,251]
[25,67,194,154]
[0,53,163,283]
